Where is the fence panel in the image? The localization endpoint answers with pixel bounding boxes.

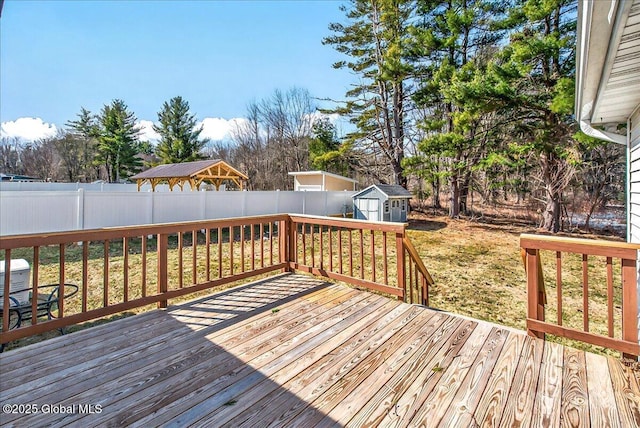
[83,192,152,228]
[0,190,356,236]
[0,192,79,235]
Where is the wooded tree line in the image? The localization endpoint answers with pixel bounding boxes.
[0,0,625,232]
[320,0,624,232]
[1,96,206,184]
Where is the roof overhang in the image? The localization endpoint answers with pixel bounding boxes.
[575,0,640,144]
[288,170,358,183]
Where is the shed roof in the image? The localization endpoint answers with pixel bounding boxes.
[352,184,412,199]
[287,170,358,183]
[130,159,248,191]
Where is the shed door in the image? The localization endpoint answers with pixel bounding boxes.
[390,199,402,222]
[358,198,379,221]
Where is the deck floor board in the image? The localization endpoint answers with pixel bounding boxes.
[0,273,637,428]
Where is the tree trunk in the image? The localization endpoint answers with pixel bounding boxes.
[432,175,441,209]
[542,191,561,232]
[449,174,460,218]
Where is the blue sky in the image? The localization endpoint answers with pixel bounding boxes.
[0,0,352,141]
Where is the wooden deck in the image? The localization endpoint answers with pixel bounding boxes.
[1,273,639,427]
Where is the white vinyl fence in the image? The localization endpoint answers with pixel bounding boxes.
[0,190,355,236]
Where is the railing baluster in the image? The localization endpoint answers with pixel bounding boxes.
[582,254,589,332]
[240,226,245,273]
[229,226,234,276]
[270,223,274,266]
[250,224,255,271]
[338,228,343,275]
[556,251,562,326]
[383,232,388,285]
[157,233,168,309]
[319,225,324,269]
[302,223,307,265]
[607,256,613,338]
[371,230,376,283]
[103,241,109,308]
[359,229,364,279]
[329,227,333,272]
[293,223,298,264]
[218,227,223,278]
[3,251,10,332]
[192,230,197,284]
[260,223,264,268]
[141,236,147,298]
[206,228,211,282]
[178,232,183,289]
[32,247,40,323]
[408,255,413,303]
[309,223,316,267]
[396,233,405,302]
[59,244,65,317]
[349,230,353,277]
[123,237,129,303]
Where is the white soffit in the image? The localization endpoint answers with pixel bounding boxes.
[591,0,640,125]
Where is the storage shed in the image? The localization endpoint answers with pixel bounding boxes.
[352,184,411,222]
[288,171,357,191]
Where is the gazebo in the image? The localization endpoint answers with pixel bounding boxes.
[130,159,248,191]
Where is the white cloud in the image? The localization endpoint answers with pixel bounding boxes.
[199,117,247,141]
[306,111,341,125]
[0,117,58,142]
[136,120,161,143]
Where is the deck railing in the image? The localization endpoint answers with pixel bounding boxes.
[287,215,434,305]
[521,234,640,357]
[0,214,432,345]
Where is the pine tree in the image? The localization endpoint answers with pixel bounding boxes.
[154,96,207,164]
[96,99,142,182]
[407,0,505,217]
[324,0,414,186]
[65,107,100,181]
[474,0,578,231]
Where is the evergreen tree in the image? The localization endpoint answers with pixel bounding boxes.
[324,0,414,186]
[309,118,351,176]
[154,96,207,163]
[474,0,578,231]
[96,99,143,182]
[407,0,505,217]
[65,107,100,181]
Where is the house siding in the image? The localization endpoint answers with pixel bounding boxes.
[630,107,640,244]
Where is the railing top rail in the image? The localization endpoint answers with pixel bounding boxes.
[403,236,434,285]
[288,214,407,233]
[0,214,289,249]
[520,233,640,259]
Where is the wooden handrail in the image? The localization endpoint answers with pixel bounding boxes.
[403,236,434,286]
[520,234,638,259]
[0,214,290,249]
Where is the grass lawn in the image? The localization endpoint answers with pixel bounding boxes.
[407,212,627,357]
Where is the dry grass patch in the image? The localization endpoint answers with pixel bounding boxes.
[407,212,627,357]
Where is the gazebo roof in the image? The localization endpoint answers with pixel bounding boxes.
[130,159,248,191]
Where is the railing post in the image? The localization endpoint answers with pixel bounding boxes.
[526,248,544,339]
[157,233,168,309]
[280,218,291,273]
[288,217,296,268]
[396,232,406,302]
[621,256,638,359]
